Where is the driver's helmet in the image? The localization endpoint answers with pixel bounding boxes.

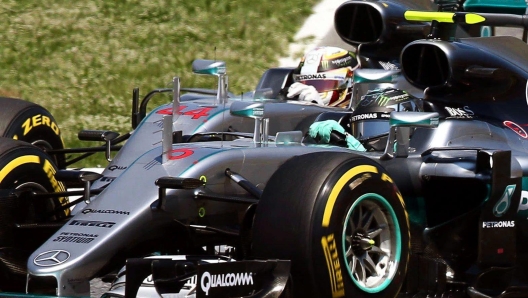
[349,88,422,150]
[292,46,359,107]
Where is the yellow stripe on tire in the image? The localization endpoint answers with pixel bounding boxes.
[322,165,378,227]
[0,155,40,182]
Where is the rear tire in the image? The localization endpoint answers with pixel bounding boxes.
[252,152,410,298]
[0,138,69,291]
[0,97,66,169]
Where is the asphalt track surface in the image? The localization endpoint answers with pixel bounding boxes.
[89,11,526,298]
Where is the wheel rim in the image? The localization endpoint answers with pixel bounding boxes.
[31,140,61,167]
[342,193,401,293]
[15,181,48,193]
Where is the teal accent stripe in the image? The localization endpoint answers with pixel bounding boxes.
[191,107,229,134]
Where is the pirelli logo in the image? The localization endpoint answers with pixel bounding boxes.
[321,233,345,297]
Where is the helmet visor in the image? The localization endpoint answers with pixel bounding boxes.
[350,119,390,140]
[296,79,346,93]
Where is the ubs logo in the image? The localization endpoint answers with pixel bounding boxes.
[34,250,71,267]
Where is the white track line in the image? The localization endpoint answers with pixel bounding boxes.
[279,0,346,67]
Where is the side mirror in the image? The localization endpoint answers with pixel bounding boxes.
[191,59,226,75]
[191,59,228,105]
[351,69,401,109]
[353,69,400,84]
[382,111,439,159]
[230,101,269,144]
[230,101,266,119]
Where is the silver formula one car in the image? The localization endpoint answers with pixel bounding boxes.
[1,0,528,297]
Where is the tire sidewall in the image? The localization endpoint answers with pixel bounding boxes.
[0,139,69,291]
[252,152,410,298]
[0,140,69,220]
[310,160,409,298]
[0,102,65,169]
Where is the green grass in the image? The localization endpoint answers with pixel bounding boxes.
[0,0,319,167]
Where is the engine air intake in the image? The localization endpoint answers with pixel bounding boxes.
[401,43,449,89]
[334,3,382,44]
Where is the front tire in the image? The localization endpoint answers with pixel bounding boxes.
[0,97,66,169]
[252,152,410,298]
[0,137,69,291]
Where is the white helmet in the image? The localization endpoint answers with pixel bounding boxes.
[292,46,359,107]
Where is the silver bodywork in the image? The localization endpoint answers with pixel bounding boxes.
[12,0,528,296]
[26,61,358,296]
[89,97,345,190]
[22,57,528,296]
[28,134,352,296]
[19,13,528,294]
[25,100,528,296]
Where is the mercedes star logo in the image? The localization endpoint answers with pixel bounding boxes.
[33,250,71,267]
[306,54,318,64]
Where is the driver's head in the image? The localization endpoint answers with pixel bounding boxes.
[349,88,422,150]
[292,46,359,107]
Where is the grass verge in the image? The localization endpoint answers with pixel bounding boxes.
[0,0,319,167]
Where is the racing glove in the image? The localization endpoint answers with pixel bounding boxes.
[308,120,366,151]
[346,134,366,151]
[287,82,325,105]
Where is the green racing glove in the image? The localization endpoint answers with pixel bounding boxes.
[346,134,366,152]
[309,120,344,143]
[308,120,366,151]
